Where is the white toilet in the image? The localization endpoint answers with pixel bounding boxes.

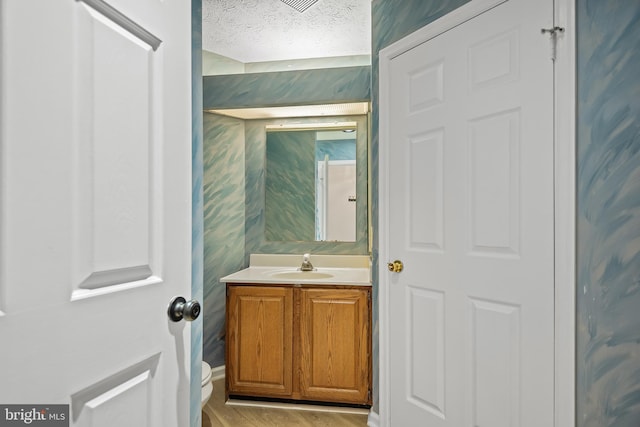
[201,361,213,408]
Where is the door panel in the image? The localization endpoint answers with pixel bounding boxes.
[468,110,520,255]
[299,288,370,404]
[75,0,159,296]
[71,355,160,425]
[406,287,445,418]
[408,130,444,250]
[0,0,192,425]
[385,0,554,425]
[469,299,521,427]
[226,286,294,397]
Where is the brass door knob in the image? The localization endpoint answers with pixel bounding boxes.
[387,260,404,273]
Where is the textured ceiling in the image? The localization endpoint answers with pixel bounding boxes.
[202,0,371,63]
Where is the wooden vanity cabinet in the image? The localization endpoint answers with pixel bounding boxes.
[226,283,372,406]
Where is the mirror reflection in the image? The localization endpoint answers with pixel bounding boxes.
[265,123,357,242]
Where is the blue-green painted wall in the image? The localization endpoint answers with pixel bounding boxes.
[203,66,371,109]
[577,1,640,425]
[265,130,316,241]
[316,139,357,162]
[202,113,246,370]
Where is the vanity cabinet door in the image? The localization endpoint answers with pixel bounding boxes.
[226,285,294,397]
[298,288,371,405]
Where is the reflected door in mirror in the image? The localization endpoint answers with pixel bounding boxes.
[316,160,356,241]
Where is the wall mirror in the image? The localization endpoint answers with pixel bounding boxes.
[265,122,358,242]
[264,115,368,243]
[207,101,370,252]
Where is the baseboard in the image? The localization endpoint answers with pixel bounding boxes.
[367,410,380,427]
[211,364,225,381]
[226,398,369,415]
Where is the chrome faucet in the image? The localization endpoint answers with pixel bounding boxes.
[299,253,315,271]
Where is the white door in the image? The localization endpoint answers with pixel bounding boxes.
[382,0,554,425]
[0,1,193,426]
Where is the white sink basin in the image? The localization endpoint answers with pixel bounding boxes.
[268,270,335,280]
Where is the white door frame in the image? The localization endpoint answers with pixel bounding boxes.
[377,0,576,426]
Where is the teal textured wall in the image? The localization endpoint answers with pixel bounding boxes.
[316,139,357,162]
[576,1,640,425]
[265,130,316,241]
[202,113,246,369]
[203,66,370,109]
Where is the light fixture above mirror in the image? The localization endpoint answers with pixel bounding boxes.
[206,102,369,120]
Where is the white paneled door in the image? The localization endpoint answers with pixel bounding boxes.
[0,0,193,426]
[381,0,554,425]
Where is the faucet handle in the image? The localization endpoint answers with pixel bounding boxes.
[300,253,314,271]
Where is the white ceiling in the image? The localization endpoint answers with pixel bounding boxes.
[202,0,372,64]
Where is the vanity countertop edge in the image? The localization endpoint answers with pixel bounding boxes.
[220,254,372,286]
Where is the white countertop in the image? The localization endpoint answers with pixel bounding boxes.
[220,254,371,286]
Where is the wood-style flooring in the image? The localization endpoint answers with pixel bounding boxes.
[202,379,369,427]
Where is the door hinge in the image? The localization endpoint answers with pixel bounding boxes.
[541,26,565,61]
[540,26,565,35]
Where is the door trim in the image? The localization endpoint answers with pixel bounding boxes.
[551,1,576,426]
[377,0,576,426]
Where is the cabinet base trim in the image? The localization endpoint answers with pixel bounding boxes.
[226,396,370,414]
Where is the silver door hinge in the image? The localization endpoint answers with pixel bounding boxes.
[541,26,565,35]
[541,26,565,61]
